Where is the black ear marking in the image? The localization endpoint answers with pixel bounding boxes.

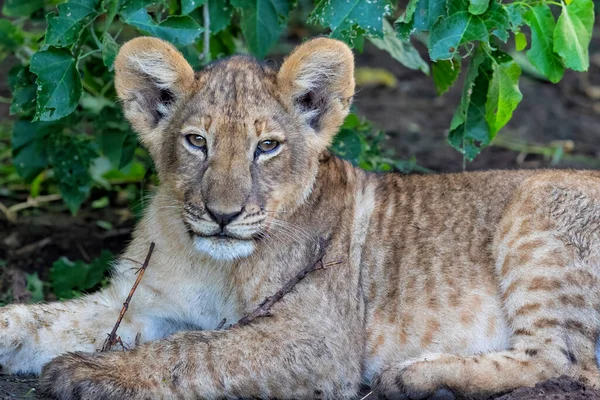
[139,86,174,126]
[295,90,327,131]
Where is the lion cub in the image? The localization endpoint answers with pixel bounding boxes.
[1,37,599,400]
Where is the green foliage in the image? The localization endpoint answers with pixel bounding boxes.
[0,0,595,215]
[26,272,45,303]
[485,53,523,136]
[554,0,594,71]
[368,20,429,74]
[45,0,102,47]
[310,0,393,45]
[524,5,564,83]
[432,59,461,95]
[50,250,113,299]
[398,0,594,160]
[120,1,203,46]
[30,48,82,121]
[2,0,44,17]
[333,114,432,173]
[231,0,289,58]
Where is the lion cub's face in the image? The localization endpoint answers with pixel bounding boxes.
[115,38,354,260]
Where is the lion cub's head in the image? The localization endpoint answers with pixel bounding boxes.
[114,37,354,261]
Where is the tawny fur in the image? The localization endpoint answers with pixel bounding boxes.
[1,37,599,400]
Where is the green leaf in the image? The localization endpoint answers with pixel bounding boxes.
[2,0,44,17]
[414,0,446,31]
[181,0,206,15]
[310,0,393,46]
[505,3,525,31]
[50,251,113,299]
[99,128,137,169]
[368,20,429,74]
[395,0,445,39]
[448,47,491,161]
[102,32,119,71]
[30,47,82,121]
[428,0,488,61]
[231,0,289,58]
[0,19,24,55]
[469,0,489,15]
[554,0,594,71]
[331,129,366,165]
[515,31,526,51]
[103,0,118,28]
[451,47,485,129]
[26,272,45,303]
[485,53,522,135]
[209,0,233,34]
[45,0,102,47]
[395,0,418,39]
[48,134,97,214]
[120,0,203,46]
[11,120,56,181]
[481,1,509,42]
[432,59,461,95]
[524,5,564,83]
[9,66,37,116]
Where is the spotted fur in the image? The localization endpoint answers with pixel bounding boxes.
[1,38,599,399]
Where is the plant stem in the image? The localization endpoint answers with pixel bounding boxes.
[81,79,101,97]
[79,49,101,61]
[203,0,211,62]
[90,25,103,49]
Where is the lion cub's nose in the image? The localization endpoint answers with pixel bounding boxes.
[206,207,242,229]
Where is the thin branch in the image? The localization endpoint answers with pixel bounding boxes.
[216,318,227,330]
[229,239,342,329]
[202,1,210,62]
[0,201,16,223]
[14,237,52,257]
[101,242,155,352]
[8,194,62,215]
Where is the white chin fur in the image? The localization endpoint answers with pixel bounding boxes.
[193,236,255,261]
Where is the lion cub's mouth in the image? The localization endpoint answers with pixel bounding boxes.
[189,231,256,261]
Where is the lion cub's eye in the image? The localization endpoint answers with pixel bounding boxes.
[185,134,207,149]
[257,140,279,154]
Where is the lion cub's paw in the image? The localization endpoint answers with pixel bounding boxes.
[40,352,137,400]
[373,356,456,400]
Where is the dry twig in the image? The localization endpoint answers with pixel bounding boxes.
[13,237,52,257]
[101,242,155,352]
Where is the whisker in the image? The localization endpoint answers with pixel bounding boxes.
[268,219,314,242]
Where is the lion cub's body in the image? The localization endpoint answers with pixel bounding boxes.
[1,37,600,399]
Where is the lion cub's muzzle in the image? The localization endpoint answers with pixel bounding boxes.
[182,203,266,261]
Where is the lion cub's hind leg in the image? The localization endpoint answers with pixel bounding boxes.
[374,173,600,399]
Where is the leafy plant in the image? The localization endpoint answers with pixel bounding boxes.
[50,250,113,299]
[396,0,594,161]
[0,0,595,212]
[333,113,432,173]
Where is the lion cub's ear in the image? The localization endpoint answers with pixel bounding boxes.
[114,37,195,142]
[277,38,355,141]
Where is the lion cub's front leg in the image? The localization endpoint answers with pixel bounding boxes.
[0,270,172,374]
[40,318,362,400]
[0,294,117,374]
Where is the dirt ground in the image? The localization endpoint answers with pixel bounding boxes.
[0,20,599,400]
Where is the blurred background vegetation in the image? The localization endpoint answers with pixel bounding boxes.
[0,0,597,305]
